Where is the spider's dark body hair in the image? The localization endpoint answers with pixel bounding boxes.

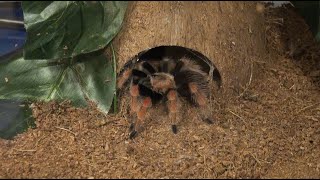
[119,57,210,106]
[117,46,221,139]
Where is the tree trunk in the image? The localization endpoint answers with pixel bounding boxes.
[113,1,267,97]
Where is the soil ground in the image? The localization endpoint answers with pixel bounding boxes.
[1,2,320,179]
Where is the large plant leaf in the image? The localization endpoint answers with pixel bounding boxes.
[0,100,35,140]
[0,49,116,113]
[21,1,128,60]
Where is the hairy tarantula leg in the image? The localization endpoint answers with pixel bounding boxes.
[129,123,135,132]
[129,96,151,139]
[130,84,139,96]
[188,82,207,106]
[188,82,214,124]
[130,97,152,139]
[129,130,138,139]
[128,83,141,133]
[167,89,180,134]
[129,84,141,113]
[117,69,132,89]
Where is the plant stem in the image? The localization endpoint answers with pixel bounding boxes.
[111,44,117,113]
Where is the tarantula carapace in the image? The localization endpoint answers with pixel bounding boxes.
[117,46,221,139]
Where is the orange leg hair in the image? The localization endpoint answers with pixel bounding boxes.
[166,89,180,133]
[188,82,207,106]
[117,69,132,89]
[129,95,152,139]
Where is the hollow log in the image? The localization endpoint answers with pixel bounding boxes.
[113,1,267,97]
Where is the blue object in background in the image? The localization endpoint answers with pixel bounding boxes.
[0,2,35,140]
[0,1,26,58]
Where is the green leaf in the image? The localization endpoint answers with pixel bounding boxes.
[0,49,116,114]
[0,100,36,140]
[21,1,128,60]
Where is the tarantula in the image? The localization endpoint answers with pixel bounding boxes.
[117,46,221,139]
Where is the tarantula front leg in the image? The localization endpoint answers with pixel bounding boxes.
[130,97,152,139]
[117,69,132,89]
[129,84,141,113]
[129,83,152,139]
[167,89,181,134]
